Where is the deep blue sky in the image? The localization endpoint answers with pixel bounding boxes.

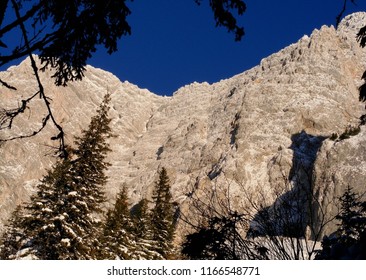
[87,0,366,96]
[2,1,366,96]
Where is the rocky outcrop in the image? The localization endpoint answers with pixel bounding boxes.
[1,13,366,237]
[312,126,366,236]
[0,60,164,230]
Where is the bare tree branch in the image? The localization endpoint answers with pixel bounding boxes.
[0,91,38,129]
[0,0,67,158]
[336,0,357,27]
[0,1,42,37]
[0,78,17,90]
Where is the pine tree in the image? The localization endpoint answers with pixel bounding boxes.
[0,94,112,259]
[150,167,176,259]
[335,186,365,244]
[316,186,366,259]
[99,186,136,259]
[63,93,113,258]
[1,159,77,259]
[181,211,262,260]
[131,199,164,260]
[0,206,28,259]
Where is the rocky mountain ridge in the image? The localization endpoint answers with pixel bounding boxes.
[1,13,366,237]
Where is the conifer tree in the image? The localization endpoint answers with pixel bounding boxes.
[316,186,366,259]
[0,206,28,259]
[150,167,176,258]
[0,94,112,259]
[131,199,164,260]
[99,186,136,260]
[335,186,366,244]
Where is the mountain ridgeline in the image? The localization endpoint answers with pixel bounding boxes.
[1,13,366,255]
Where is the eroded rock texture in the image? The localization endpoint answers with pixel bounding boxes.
[1,13,366,237]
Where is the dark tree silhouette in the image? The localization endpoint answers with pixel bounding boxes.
[0,0,133,86]
[0,206,26,259]
[131,198,164,260]
[182,211,261,260]
[316,186,366,259]
[195,0,246,41]
[0,0,246,156]
[150,167,176,259]
[99,186,136,260]
[181,164,336,260]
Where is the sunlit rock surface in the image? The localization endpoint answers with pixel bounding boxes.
[1,13,366,237]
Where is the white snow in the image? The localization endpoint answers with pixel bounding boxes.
[61,238,71,247]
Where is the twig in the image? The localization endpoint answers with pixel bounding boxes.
[0,0,67,158]
[336,0,357,28]
[0,78,17,90]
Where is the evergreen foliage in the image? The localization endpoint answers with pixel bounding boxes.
[338,126,361,141]
[316,186,366,259]
[0,105,181,259]
[97,168,177,260]
[0,206,27,259]
[336,186,366,243]
[98,168,177,260]
[98,186,136,260]
[181,212,262,260]
[0,0,246,86]
[131,199,164,260]
[150,167,176,259]
[0,94,112,259]
[0,1,247,153]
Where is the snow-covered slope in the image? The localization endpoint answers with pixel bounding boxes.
[1,13,366,237]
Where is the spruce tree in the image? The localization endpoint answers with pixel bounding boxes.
[63,93,113,258]
[131,199,164,260]
[150,167,175,259]
[0,94,112,259]
[335,186,366,244]
[99,186,136,260]
[316,186,366,259]
[0,206,28,259]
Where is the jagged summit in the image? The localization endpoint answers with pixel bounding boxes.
[338,12,366,34]
[1,13,366,237]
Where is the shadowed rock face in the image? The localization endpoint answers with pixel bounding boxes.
[312,126,366,236]
[1,13,366,236]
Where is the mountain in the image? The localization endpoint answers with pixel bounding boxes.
[1,13,366,239]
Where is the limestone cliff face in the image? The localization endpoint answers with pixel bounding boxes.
[0,61,164,230]
[1,13,366,236]
[312,126,366,236]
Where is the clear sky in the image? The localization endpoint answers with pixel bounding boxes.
[85,0,366,96]
[2,1,366,96]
